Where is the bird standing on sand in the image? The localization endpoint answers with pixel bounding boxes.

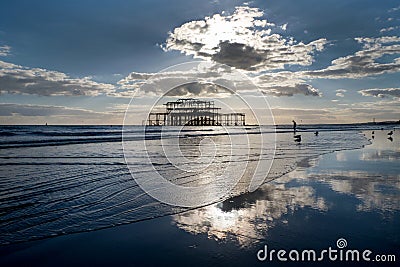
[314,131,319,136]
[388,131,393,136]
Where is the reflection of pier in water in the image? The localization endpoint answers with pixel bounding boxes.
[147,98,245,126]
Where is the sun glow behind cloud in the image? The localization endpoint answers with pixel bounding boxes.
[163,6,327,72]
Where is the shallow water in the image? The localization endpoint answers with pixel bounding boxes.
[0,128,398,266]
[173,130,400,248]
[0,125,391,245]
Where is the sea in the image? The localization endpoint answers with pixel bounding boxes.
[0,123,397,249]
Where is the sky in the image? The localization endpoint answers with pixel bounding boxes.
[0,0,399,125]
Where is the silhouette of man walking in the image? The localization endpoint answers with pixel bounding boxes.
[292,120,297,133]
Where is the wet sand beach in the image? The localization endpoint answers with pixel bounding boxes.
[0,127,398,266]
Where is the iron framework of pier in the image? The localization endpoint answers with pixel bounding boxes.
[147,98,245,126]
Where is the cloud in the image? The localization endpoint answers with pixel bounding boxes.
[120,13,400,100]
[119,71,155,81]
[272,107,330,116]
[335,89,346,97]
[262,83,320,97]
[271,106,335,123]
[270,99,400,124]
[119,6,328,98]
[254,70,321,97]
[304,36,400,79]
[0,103,109,117]
[380,26,400,33]
[358,88,400,99]
[0,45,11,56]
[0,103,130,125]
[389,6,400,12]
[334,99,400,122]
[0,60,115,96]
[119,63,321,98]
[163,6,327,71]
[165,82,232,97]
[116,63,235,97]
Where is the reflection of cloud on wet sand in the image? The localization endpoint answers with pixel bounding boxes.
[284,151,400,213]
[336,151,347,161]
[172,183,327,247]
[173,131,399,246]
[310,171,400,212]
[360,150,400,161]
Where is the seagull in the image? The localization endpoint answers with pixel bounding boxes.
[294,134,301,142]
[372,131,374,135]
[388,131,393,136]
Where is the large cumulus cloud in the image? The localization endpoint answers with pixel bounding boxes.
[163,6,327,72]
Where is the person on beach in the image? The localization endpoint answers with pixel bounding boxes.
[292,120,297,133]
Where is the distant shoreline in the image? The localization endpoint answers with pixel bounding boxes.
[0,120,399,127]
